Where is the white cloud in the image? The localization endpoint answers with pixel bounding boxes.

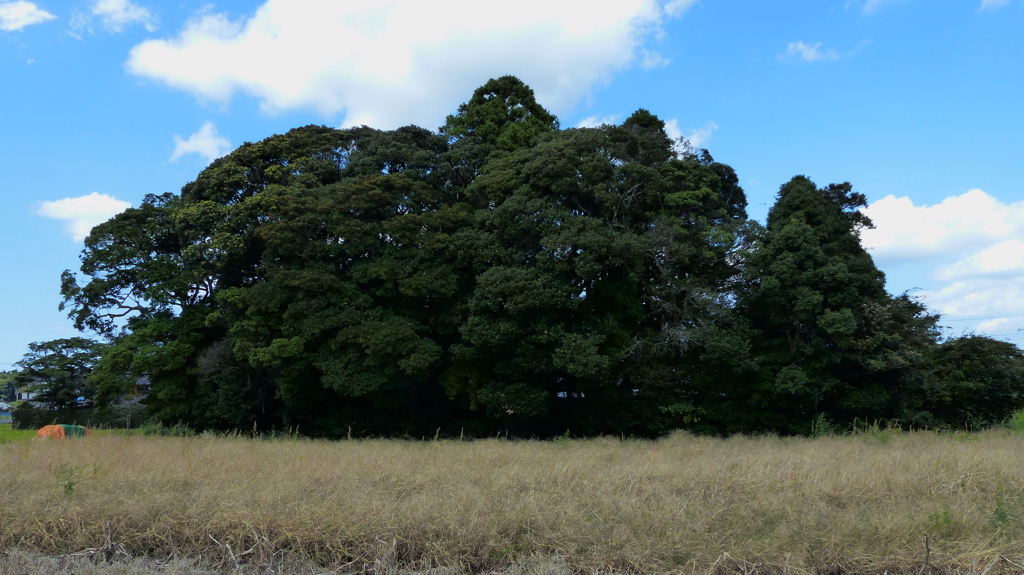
[979,0,1011,11]
[73,0,156,33]
[687,121,718,148]
[920,278,1024,330]
[935,240,1024,281]
[860,0,909,14]
[977,317,1010,333]
[861,189,1023,261]
[664,119,684,141]
[782,41,840,63]
[169,121,231,163]
[0,1,56,32]
[126,0,688,129]
[862,189,1024,339]
[639,48,671,70]
[663,0,698,17]
[37,192,132,242]
[576,115,620,128]
[664,119,718,152]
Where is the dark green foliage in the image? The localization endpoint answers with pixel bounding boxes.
[10,403,148,430]
[14,338,105,410]
[743,177,890,431]
[59,193,186,336]
[923,336,1024,428]
[11,403,52,429]
[441,75,559,152]
[1,372,17,402]
[443,119,749,436]
[700,176,942,434]
[55,77,1024,437]
[59,77,751,437]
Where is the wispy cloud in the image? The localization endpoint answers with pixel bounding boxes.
[664,119,718,152]
[782,41,840,63]
[780,39,872,63]
[0,1,56,32]
[687,121,718,148]
[935,239,1024,281]
[979,0,1011,11]
[859,0,910,14]
[575,115,620,128]
[639,48,670,70]
[169,121,231,164]
[72,0,156,35]
[126,0,691,129]
[37,192,132,242]
[663,0,698,17]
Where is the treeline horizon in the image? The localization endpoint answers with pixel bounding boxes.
[15,76,1023,438]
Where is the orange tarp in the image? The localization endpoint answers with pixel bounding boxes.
[36,424,92,439]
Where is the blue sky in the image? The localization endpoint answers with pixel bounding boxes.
[2,0,1023,367]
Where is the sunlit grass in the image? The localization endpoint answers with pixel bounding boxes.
[0,423,36,441]
[3,430,1024,573]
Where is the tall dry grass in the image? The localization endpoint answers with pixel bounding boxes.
[2,430,1024,573]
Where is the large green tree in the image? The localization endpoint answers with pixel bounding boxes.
[14,338,106,409]
[71,77,1024,438]
[440,75,559,152]
[922,335,1024,428]
[442,112,748,435]
[60,78,750,437]
[702,176,940,434]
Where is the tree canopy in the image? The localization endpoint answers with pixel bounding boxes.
[14,338,105,410]
[55,77,1024,437]
[695,176,943,434]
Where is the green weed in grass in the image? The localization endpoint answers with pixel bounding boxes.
[1004,409,1024,432]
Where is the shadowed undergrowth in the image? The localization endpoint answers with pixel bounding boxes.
[3,430,1024,574]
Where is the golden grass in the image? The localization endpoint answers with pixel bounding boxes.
[3,430,1024,573]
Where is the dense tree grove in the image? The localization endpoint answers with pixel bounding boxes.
[13,338,105,410]
[52,77,1024,437]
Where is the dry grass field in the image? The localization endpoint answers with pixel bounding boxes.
[3,429,1024,574]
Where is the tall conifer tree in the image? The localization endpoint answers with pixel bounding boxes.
[718,176,937,433]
